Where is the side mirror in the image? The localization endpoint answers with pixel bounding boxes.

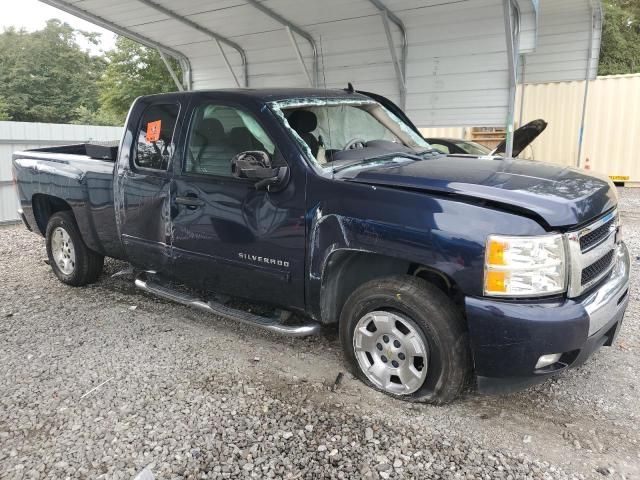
[231,151,288,191]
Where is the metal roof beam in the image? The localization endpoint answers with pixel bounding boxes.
[380,9,406,110]
[577,0,602,168]
[157,48,185,91]
[135,0,248,87]
[245,0,318,87]
[38,0,193,90]
[366,0,408,109]
[503,0,520,158]
[285,27,314,87]
[178,58,192,90]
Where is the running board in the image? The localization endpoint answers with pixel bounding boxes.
[134,274,320,337]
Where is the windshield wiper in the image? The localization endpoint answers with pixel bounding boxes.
[332,151,425,174]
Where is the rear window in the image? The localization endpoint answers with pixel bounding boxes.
[135,103,180,171]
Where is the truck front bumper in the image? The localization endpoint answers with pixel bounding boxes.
[466,242,631,394]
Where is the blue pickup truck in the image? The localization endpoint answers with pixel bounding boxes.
[12,88,630,404]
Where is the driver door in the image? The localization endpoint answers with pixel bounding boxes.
[171,97,306,309]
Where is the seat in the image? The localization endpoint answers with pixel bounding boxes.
[190,118,236,176]
[230,126,264,152]
[288,110,319,157]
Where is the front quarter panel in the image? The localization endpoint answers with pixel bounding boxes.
[306,176,548,322]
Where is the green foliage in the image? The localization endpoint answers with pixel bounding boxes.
[98,37,181,122]
[0,21,180,125]
[599,0,640,75]
[70,105,123,126]
[0,20,105,123]
[0,96,11,121]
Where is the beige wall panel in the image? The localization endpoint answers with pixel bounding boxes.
[419,127,467,140]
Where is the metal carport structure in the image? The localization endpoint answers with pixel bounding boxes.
[39,0,602,157]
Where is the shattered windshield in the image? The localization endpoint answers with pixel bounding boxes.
[269,99,432,172]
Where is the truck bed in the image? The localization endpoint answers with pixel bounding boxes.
[26,142,119,160]
[12,145,124,259]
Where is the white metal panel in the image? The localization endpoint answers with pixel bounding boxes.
[0,121,122,223]
[516,0,538,53]
[522,0,600,84]
[0,187,21,223]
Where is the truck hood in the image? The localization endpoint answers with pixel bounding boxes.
[341,156,617,228]
[491,119,548,157]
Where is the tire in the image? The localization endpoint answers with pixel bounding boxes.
[339,275,470,404]
[45,211,104,286]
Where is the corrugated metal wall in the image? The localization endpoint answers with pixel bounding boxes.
[0,122,122,223]
[583,74,640,182]
[523,0,601,84]
[515,73,640,182]
[419,127,466,140]
[421,74,640,184]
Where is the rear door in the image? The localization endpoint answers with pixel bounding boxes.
[170,95,307,308]
[115,96,185,273]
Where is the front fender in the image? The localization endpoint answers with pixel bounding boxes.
[305,179,547,322]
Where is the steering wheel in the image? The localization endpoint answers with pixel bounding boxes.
[344,138,367,150]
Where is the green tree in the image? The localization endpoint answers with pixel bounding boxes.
[0,20,106,123]
[599,0,640,75]
[0,96,11,121]
[98,37,181,121]
[71,105,123,126]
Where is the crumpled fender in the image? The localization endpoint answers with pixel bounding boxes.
[304,179,548,323]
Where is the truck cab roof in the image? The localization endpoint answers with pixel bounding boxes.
[142,88,373,104]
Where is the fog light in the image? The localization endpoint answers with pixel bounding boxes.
[535,353,562,369]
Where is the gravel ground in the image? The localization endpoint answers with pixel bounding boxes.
[1,188,639,480]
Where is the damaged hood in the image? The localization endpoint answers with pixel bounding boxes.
[340,155,617,228]
[491,119,548,157]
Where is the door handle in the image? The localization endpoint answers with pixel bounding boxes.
[175,195,204,209]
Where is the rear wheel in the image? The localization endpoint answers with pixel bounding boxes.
[339,275,470,404]
[46,211,104,286]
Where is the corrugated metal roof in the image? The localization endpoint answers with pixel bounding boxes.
[40,0,602,128]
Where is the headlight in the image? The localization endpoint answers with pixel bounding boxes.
[484,234,566,297]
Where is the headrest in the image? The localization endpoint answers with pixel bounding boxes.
[230,126,252,144]
[200,118,225,142]
[288,110,317,134]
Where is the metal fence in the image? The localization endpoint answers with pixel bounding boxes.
[0,121,122,223]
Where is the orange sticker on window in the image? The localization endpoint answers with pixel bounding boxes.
[145,120,162,142]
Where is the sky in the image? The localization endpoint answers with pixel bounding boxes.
[0,0,117,54]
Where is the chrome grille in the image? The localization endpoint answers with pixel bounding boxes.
[566,209,618,298]
[581,249,615,286]
[579,218,615,252]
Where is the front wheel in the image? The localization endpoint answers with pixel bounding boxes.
[339,275,470,404]
[46,211,104,286]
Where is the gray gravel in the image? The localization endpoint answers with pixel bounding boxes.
[1,187,639,479]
